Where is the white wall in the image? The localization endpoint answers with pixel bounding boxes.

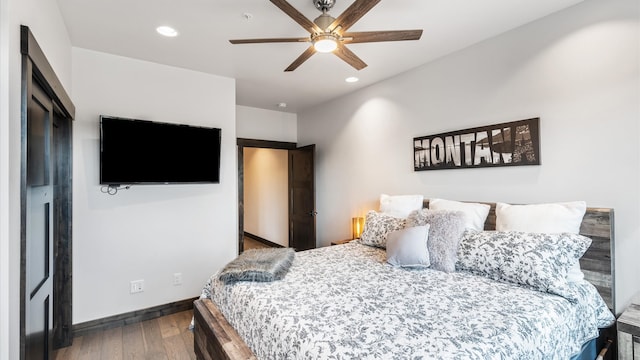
[244,148,289,247]
[0,0,72,358]
[71,48,237,323]
[298,0,639,313]
[236,105,297,142]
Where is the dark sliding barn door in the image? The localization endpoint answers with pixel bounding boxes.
[24,81,55,360]
[21,25,75,359]
[289,145,316,251]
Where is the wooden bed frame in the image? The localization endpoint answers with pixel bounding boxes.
[193,201,615,360]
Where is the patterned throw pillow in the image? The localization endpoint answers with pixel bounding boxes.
[360,210,406,248]
[494,201,588,283]
[456,231,592,301]
[406,209,466,273]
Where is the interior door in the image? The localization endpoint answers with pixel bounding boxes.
[21,26,75,357]
[25,81,54,360]
[288,145,316,251]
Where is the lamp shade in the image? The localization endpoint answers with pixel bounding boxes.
[352,217,365,239]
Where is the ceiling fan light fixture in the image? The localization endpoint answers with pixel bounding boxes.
[313,35,338,53]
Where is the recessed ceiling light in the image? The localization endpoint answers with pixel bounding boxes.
[156,26,178,37]
[277,102,287,108]
[345,77,359,83]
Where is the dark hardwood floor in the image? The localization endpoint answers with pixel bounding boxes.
[53,310,196,360]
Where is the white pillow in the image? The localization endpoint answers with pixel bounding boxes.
[379,194,424,218]
[495,201,587,233]
[386,225,431,268]
[495,201,588,282]
[429,198,490,231]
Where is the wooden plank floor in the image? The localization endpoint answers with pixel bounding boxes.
[53,310,196,360]
[243,237,271,251]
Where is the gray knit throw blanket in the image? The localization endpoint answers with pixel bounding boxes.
[218,248,295,284]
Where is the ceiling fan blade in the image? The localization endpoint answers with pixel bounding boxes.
[230,37,308,44]
[270,0,322,34]
[329,0,381,33]
[333,44,367,71]
[285,46,317,72]
[342,30,423,43]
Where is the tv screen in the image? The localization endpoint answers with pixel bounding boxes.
[100,116,221,185]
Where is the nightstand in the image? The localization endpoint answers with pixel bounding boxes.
[618,294,640,359]
[330,239,355,246]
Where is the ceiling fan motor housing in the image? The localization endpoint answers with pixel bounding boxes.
[314,13,336,31]
[313,0,336,12]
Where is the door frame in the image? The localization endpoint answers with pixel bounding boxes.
[237,138,296,253]
[20,25,75,356]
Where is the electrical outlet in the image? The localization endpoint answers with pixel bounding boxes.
[173,273,182,286]
[130,279,144,294]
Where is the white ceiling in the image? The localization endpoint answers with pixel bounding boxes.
[56,0,584,113]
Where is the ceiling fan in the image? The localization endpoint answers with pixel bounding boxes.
[229,0,423,72]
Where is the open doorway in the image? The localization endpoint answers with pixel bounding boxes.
[237,139,316,253]
[243,147,289,249]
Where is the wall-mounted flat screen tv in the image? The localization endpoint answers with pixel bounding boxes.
[100,115,221,185]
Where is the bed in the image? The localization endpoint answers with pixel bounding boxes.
[193,201,616,360]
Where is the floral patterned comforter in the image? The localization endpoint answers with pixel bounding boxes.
[201,241,614,360]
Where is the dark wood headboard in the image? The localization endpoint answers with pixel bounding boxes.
[423,200,616,313]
